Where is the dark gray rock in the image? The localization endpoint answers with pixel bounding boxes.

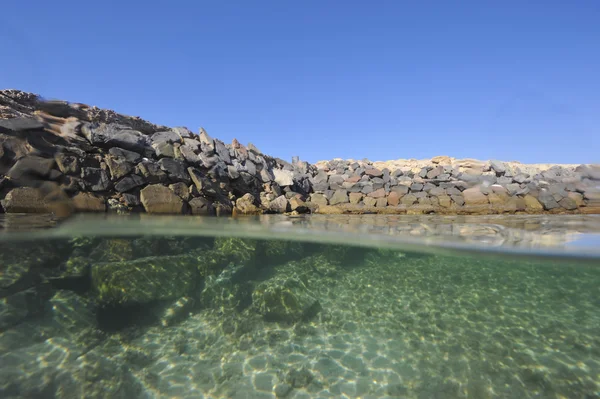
[159,158,190,183]
[122,193,140,206]
[244,159,257,176]
[312,181,328,192]
[197,153,217,169]
[153,141,176,158]
[329,189,349,205]
[371,177,384,190]
[108,147,141,163]
[490,160,506,175]
[81,167,111,191]
[115,174,146,193]
[171,126,193,139]
[137,160,168,183]
[311,170,328,184]
[209,161,229,179]
[189,197,214,215]
[178,144,200,164]
[538,190,560,210]
[427,166,444,179]
[7,155,55,181]
[513,173,530,184]
[214,139,231,164]
[83,123,151,154]
[0,116,44,133]
[151,130,182,144]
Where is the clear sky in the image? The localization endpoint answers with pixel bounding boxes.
[2,1,599,164]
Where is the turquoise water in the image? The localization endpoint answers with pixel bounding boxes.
[0,215,599,398]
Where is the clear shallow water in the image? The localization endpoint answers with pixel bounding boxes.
[0,215,599,398]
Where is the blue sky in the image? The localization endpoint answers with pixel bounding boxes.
[2,1,599,164]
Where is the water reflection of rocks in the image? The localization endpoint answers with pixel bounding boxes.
[1,232,599,398]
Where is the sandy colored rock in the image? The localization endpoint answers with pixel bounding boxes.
[375,197,387,207]
[72,192,106,212]
[463,187,488,206]
[568,192,584,207]
[363,197,377,207]
[140,184,184,214]
[401,193,417,206]
[437,194,452,208]
[524,195,544,211]
[349,192,363,204]
[310,193,328,206]
[2,187,48,213]
[431,155,452,164]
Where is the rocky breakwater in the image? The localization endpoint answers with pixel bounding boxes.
[308,157,600,215]
[1,89,599,216]
[0,90,316,216]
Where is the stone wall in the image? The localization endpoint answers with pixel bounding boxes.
[1,89,599,216]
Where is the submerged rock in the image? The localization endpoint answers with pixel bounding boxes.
[91,254,201,304]
[252,276,321,322]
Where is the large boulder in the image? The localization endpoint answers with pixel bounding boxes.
[158,158,190,183]
[462,187,488,206]
[82,123,151,155]
[1,187,48,213]
[140,184,184,214]
[273,169,294,187]
[329,189,349,205]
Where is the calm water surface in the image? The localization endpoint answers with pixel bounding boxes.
[0,214,599,399]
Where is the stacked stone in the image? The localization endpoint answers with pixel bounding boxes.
[0,91,309,216]
[1,89,599,216]
[304,157,600,215]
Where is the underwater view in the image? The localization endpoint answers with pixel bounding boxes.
[0,215,599,399]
